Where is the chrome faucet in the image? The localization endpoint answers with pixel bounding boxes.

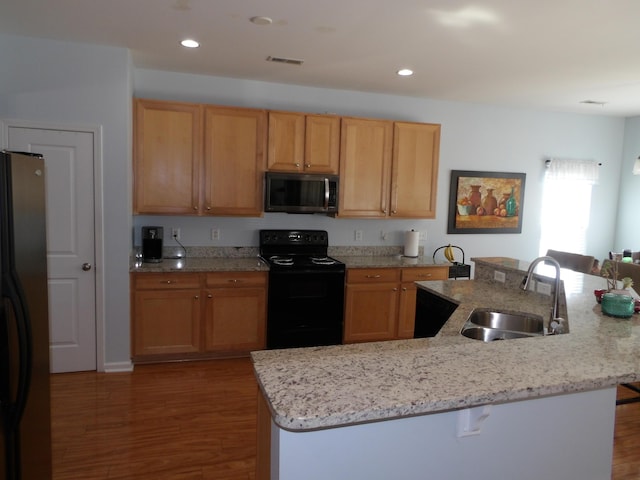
[521,256,563,333]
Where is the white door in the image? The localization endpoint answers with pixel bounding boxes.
[8,127,97,373]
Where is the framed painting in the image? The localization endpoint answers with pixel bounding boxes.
[447,170,526,234]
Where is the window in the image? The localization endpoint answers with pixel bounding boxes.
[539,158,599,257]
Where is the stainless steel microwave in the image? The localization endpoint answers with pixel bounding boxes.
[264,172,339,213]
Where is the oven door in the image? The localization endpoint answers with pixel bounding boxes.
[266,269,345,349]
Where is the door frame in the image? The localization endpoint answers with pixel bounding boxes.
[0,119,106,372]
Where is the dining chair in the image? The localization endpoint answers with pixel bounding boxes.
[545,249,595,274]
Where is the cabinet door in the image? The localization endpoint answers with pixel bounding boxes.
[343,283,398,343]
[267,111,305,172]
[304,114,340,174]
[339,117,393,218]
[203,106,267,216]
[133,289,201,356]
[397,282,418,339]
[204,287,266,353]
[133,99,202,214]
[390,122,440,218]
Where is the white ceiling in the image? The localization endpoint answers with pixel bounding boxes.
[2,0,640,117]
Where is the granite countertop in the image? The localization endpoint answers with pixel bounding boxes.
[251,256,640,432]
[130,250,448,273]
[335,254,449,269]
[130,256,269,273]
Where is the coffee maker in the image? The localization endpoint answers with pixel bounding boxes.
[142,226,163,263]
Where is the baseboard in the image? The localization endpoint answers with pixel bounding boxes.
[103,360,134,373]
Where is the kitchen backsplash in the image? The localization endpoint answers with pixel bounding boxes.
[133,245,424,260]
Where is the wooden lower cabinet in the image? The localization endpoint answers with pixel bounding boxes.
[344,266,449,343]
[131,271,267,362]
[132,273,202,358]
[203,272,267,354]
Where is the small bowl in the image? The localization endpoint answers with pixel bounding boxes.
[594,289,606,303]
[457,204,472,216]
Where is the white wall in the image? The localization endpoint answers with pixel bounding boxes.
[617,116,640,251]
[134,69,625,262]
[0,34,133,368]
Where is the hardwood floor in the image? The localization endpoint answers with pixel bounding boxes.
[51,359,640,479]
[50,359,257,479]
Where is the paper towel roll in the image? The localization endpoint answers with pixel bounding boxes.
[404,230,420,257]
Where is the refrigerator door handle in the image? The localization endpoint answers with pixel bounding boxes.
[1,276,32,430]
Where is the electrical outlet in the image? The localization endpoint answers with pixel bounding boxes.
[171,228,181,240]
[493,270,506,283]
[354,230,363,241]
[380,230,387,241]
[537,281,552,296]
[211,228,220,241]
[418,231,426,241]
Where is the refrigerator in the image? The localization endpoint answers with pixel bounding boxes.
[0,151,52,479]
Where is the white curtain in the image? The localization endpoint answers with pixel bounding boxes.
[544,158,600,185]
[539,158,598,258]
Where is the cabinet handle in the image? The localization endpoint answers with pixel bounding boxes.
[402,287,407,291]
[228,279,243,283]
[392,287,398,291]
[206,206,211,211]
[305,164,311,168]
[193,206,198,211]
[392,210,397,214]
[163,280,173,284]
[365,274,381,279]
[418,273,432,278]
[207,294,213,298]
[194,295,199,300]
[295,163,300,167]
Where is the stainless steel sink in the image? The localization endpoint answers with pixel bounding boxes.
[460,326,537,341]
[460,308,545,342]
[467,308,544,334]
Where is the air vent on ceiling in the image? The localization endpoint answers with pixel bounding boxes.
[266,56,304,66]
[580,100,607,106]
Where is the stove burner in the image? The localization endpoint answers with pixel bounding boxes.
[269,255,294,266]
[310,256,336,265]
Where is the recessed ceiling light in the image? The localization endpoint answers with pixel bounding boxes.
[250,16,273,26]
[397,69,414,76]
[180,39,200,48]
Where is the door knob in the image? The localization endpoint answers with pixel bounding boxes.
[82,263,92,271]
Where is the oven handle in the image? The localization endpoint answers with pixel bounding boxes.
[324,177,329,210]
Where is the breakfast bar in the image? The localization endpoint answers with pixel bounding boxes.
[252,257,640,480]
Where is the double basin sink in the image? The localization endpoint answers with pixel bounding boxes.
[460,308,545,342]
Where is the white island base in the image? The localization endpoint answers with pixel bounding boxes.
[259,387,617,480]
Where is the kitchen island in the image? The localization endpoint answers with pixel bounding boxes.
[252,257,640,480]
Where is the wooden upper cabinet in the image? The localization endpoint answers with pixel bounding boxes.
[305,114,340,174]
[203,106,267,216]
[267,111,340,174]
[390,122,441,218]
[267,111,305,172]
[338,117,393,218]
[133,99,202,214]
[339,118,441,219]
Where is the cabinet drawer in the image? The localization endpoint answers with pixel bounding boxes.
[347,268,399,284]
[134,273,202,290]
[206,271,267,288]
[401,267,449,282]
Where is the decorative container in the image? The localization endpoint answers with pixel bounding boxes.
[601,292,635,318]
